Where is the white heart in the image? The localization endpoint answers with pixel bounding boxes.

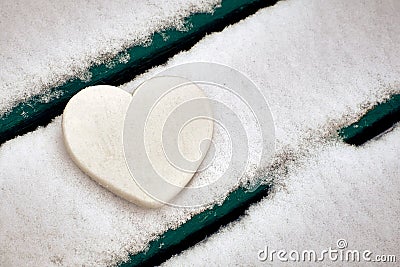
[62,78,213,208]
[124,76,214,206]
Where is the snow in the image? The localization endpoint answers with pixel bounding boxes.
[122,0,400,148]
[164,125,400,266]
[1,0,400,265]
[0,0,220,113]
[0,117,206,266]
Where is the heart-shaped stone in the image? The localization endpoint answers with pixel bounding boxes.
[62,78,213,208]
[124,76,214,206]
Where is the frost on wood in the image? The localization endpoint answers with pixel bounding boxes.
[0,0,221,113]
[164,126,400,266]
[1,0,400,265]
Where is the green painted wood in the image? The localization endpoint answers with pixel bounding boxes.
[0,0,280,265]
[5,0,397,264]
[339,94,400,145]
[120,183,273,267]
[0,0,277,145]
[121,94,400,266]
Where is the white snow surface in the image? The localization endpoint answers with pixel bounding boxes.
[1,0,400,266]
[164,125,400,266]
[0,0,220,112]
